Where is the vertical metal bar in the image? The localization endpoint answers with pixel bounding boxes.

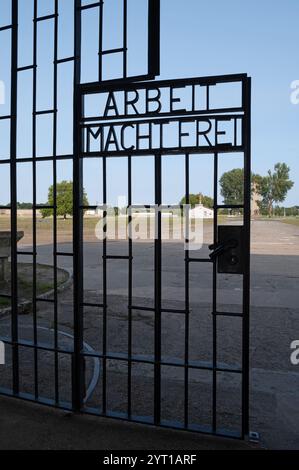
[148,0,160,77]
[184,153,190,428]
[102,155,107,415]
[53,0,59,404]
[10,0,19,395]
[154,153,162,425]
[98,0,104,82]
[242,77,251,438]
[127,154,132,418]
[72,0,84,411]
[32,0,38,399]
[123,0,128,78]
[212,152,219,433]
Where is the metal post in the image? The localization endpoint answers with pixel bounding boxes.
[10,0,19,395]
[212,152,219,433]
[72,0,84,411]
[154,153,162,425]
[242,77,251,438]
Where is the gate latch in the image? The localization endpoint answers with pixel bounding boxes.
[209,225,245,274]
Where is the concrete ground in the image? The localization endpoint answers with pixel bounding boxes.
[0,395,257,450]
[0,219,299,449]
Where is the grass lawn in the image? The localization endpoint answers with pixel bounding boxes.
[279,217,299,227]
[0,263,69,309]
[0,214,230,245]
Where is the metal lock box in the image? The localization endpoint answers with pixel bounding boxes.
[209,225,245,274]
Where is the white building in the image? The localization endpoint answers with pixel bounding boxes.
[189,204,213,219]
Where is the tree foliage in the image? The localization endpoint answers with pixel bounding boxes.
[40,181,89,219]
[219,168,245,206]
[219,164,294,217]
[256,163,294,217]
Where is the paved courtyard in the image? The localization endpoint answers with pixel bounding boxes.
[0,219,299,449]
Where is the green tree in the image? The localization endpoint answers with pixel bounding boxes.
[219,169,262,207]
[219,168,244,206]
[17,202,33,209]
[256,163,294,217]
[40,181,89,219]
[180,193,214,208]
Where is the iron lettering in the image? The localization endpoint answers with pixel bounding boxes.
[81,77,244,155]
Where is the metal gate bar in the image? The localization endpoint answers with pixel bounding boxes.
[0,0,251,440]
[10,0,19,397]
[78,75,251,438]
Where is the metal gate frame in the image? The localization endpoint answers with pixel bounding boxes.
[0,0,251,440]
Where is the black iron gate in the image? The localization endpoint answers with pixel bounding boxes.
[0,0,251,439]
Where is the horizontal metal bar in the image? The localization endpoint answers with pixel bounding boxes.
[17,65,36,72]
[0,115,12,120]
[5,205,55,211]
[18,251,74,258]
[83,145,244,159]
[81,302,105,309]
[187,258,212,263]
[0,154,75,164]
[80,73,248,95]
[0,388,73,411]
[0,336,73,355]
[101,47,127,56]
[129,305,155,312]
[79,1,103,11]
[83,406,242,439]
[212,311,243,318]
[80,205,98,210]
[104,255,132,260]
[162,308,189,314]
[0,338,241,374]
[57,252,74,257]
[129,305,189,315]
[55,56,76,64]
[0,388,242,439]
[35,109,57,115]
[83,108,244,124]
[80,73,158,89]
[35,14,58,22]
[81,350,242,374]
[82,113,243,128]
[0,25,12,32]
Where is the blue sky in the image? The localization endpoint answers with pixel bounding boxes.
[0,0,298,207]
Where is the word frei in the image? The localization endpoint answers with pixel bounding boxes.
[82,78,243,155]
